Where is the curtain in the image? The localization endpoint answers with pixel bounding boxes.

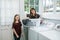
[0,0,20,25]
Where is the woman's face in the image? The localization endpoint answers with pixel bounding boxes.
[15,16,20,21]
[31,10,35,14]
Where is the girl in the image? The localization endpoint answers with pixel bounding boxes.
[12,14,22,40]
[29,8,40,18]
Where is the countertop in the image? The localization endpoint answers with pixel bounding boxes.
[30,27,60,40]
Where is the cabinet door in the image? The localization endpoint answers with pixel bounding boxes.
[29,29,38,40]
[1,29,12,40]
[39,33,50,40]
[0,29,2,40]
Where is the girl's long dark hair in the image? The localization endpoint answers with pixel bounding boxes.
[30,8,36,16]
[13,14,20,24]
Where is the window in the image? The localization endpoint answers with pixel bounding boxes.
[43,0,60,12]
[24,0,39,13]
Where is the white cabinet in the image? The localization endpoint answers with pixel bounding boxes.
[38,33,50,40]
[29,28,49,40]
[0,29,2,40]
[28,28,38,40]
[29,27,60,40]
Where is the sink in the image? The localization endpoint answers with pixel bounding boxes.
[32,22,55,32]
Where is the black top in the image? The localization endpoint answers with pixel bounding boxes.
[12,22,22,36]
[27,14,40,19]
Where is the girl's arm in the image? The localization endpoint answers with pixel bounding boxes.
[12,28,19,38]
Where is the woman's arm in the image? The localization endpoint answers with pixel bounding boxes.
[12,28,19,38]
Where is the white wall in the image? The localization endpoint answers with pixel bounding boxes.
[0,0,25,25]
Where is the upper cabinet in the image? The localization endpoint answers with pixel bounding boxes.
[43,0,60,12]
[55,0,60,12]
[43,0,54,12]
[41,0,60,20]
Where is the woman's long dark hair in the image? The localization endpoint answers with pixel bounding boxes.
[30,8,36,16]
[13,14,20,24]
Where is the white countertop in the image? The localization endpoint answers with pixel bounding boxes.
[30,27,60,40]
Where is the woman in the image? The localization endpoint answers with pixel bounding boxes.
[29,8,40,18]
[12,14,22,40]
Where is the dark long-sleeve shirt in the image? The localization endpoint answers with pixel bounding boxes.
[12,22,22,36]
[27,14,40,19]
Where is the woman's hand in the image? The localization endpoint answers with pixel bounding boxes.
[21,32,25,37]
[21,33,24,37]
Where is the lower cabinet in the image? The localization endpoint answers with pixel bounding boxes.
[24,27,29,40]
[28,29,38,40]
[0,30,2,40]
[29,28,50,40]
[38,33,50,40]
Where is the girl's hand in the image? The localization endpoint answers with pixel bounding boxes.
[16,35,19,38]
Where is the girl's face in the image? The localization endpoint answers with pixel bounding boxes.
[31,10,35,14]
[15,16,20,21]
